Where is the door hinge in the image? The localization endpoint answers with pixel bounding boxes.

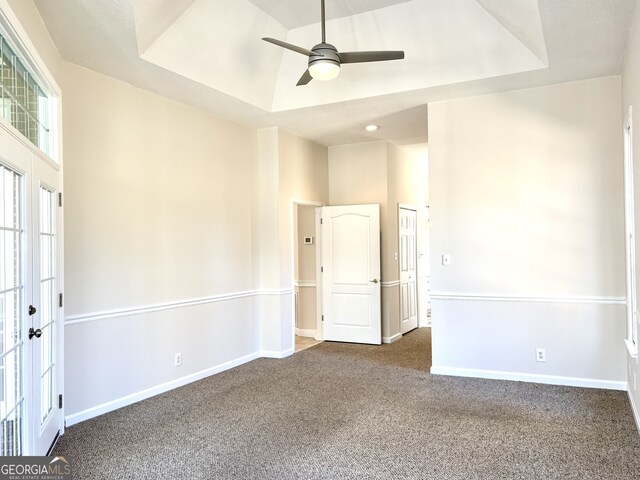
[58,394,63,409]
[320,218,323,225]
[59,293,63,308]
[58,192,62,207]
[322,315,324,322]
[321,266,324,273]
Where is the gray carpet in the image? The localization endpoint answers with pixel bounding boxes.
[54,329,640,479]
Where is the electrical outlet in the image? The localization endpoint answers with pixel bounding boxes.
[536,348,546,362]
[175,353,182,367]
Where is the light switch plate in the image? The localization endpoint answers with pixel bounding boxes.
[442,254,451,266]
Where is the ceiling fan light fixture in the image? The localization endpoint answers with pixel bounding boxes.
[261,1,404,86]
[309,59,340,81]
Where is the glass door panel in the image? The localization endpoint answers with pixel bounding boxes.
[0,164,24,456]
[38,187,55,425]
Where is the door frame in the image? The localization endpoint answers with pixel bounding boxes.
[289,199,324,350]
[0,142,63,456]
[624,106,638,356]
[0,0,64,454]
[398,204,418,335]
[319,204,382,345]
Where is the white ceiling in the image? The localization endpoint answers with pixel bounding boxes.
[249,0,412,29]
[33,0,638,146]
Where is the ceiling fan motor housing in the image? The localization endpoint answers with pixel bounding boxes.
[309,43,341,68]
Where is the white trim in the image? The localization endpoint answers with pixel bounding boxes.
[65,351,261,427]
[261,288,294,296]
[398,203,417,212]
[382,280,400,288]
[316,207,324,342]
[295,328,317,338]
[624,105,638,353]
[382,333,402,344]
[261,348,295,359]
[629,390,640,435]
[65,289,293,325]
[430,366,627,391]
[295,281,317,288]
[291,198,324,208]
[0,120,59,171]
[0,0,62,164]
[626,339,639,358]
[430,293,625,305]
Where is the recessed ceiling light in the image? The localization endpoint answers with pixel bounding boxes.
[365,125,380,132]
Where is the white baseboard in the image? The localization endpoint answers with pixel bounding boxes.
[65,351,262,427]
[382,333,402,344]
[419,317,432,328]
[261,348,295,359]
[430,366,627,391]
[295,328,317,338]
[629,390,640,435]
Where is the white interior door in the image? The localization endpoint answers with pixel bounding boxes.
[399,207,418,334]
[321,205,381,345]
[0,132,61,456]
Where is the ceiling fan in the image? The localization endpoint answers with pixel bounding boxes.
[262,0,405,86]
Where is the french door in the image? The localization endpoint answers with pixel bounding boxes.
[0,133,61,456]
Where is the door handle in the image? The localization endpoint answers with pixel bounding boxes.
[370,278,379,284]
[28,327,42,340]
[28,305,36,316]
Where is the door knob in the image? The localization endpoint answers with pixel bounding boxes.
[370,278,379,284]
[28,327,42,340]
[28,305,36,316]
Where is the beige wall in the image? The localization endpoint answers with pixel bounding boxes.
[622,0,640,430]
[62,62,260,417]
[429,76,627,386]
[63,63,256,312]
[295,205,318,333]
[256,128,328,353]
[279,129,329,287]
[387,143,429,337]
[296,205,317,282]
[329,141,389,274]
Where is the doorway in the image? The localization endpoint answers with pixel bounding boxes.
[0,148,61,456]
[292,201,323,353]
[399,205,418,334]
[320,204,382,345]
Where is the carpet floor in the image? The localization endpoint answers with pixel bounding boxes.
[54,329,640,479]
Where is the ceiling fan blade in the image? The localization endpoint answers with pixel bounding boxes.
[297,69,313,86]
[262,37,317,57]
[339,51,405,64]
